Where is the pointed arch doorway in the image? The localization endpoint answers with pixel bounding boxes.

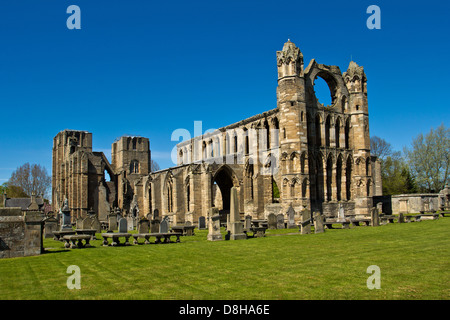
[211,165,239,223]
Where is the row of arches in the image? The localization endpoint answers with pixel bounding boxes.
[310,114,352,149]
[178,117,280,165]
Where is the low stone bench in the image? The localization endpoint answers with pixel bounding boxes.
[53,230,76,241]
[171,225,195,236]
[324,219,350,229]
[75,229,97,240]
[132,232,182,244]
[101,232,132,246]
[380,215,396,224]
[439,211,450,217]
[417,213,439,221]
[248,226,267,238]
[404,215,422,222]
[350,218,371,227]
[62,234,92,249]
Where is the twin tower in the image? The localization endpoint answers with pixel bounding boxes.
[52,40,381,224]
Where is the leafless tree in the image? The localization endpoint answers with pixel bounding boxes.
[8,163,51,199]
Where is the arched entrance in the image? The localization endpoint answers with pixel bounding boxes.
[212,165,238,223]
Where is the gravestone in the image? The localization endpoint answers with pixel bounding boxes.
[207,207,223,241]
[81,216,93,229]
[60,202,72,231]
[108,213,118,231]
[75,217,83,229]
[229,187,246,240]
[159,219,169,233]
[185,220,192,226]
[150,220,160,233]
[43,216,58,239]
[244,215,252,231]
[91,216,102,233]
[198,216,206,230]
[429,200,435,213]
[376,202,383,214]
[276,214,285,229]
[287,205,296,229]
[153,209,160,220]
[138,218,150,234]
[398,212,405,223]
[118,218,128,233]
[127,216,134,231]
[299,210,311,234]
[313,211,324,234]
[337,203,345,222]
[371,207,380,227]
[267,213,277,230]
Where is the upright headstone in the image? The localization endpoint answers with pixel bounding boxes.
[91,216,102,233]
[44,216,58,239]
[118,218,128,233]
[276,214,285,229]
[287,205,296,229]
[229,187,246,240]
[109,214,117,231]
[127,215,134,231]
[150,219,160,233]
[299,210,311,234]
[313,211,324,234]
[207,207,223,241]
[81,216,93,229]
[244,215,252,231]
[429,200,435,213]
[138,218,150,234]
[398,212,405,223]
[153,209,160,220]
[376,202,383,214]
[60,199,72,231]
[198,216,206,230]
[267,213,277,229]
[159,219,169,233]
[371,207,380,227]
[338,203,345,222]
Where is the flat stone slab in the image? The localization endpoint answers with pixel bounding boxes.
[132,232,183,244]
[171,225,195,236]
[75,229,97,240]
[350,218,371,226]
[53,230,76,241]
[62,234,92,249]
[249,226,267,238]
[101,233,132,246]
[323,218,350,229]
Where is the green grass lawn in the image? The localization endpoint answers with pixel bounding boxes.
[0,218,449,300]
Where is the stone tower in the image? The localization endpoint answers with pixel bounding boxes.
[112,136,151,214]
[276,40,309,211]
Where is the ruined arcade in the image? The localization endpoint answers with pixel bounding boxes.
[52,40,382,225]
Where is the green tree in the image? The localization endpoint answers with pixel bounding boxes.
[404,123,450,192]
[381,153,418,195]
[371,136,417,195]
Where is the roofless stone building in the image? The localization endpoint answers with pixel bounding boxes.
[52,40,382,224]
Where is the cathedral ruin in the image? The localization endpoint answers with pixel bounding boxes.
[52,40,382,224]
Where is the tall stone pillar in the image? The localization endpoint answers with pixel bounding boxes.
[230,187,246,240]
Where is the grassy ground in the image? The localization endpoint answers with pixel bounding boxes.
[0,218,449,300]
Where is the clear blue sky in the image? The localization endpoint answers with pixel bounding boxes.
[0,0,449,183]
